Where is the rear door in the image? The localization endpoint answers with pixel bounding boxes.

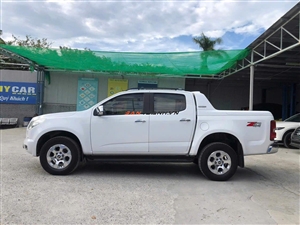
[149,92,196,154]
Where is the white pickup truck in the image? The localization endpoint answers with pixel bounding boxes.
[23,89,277,181]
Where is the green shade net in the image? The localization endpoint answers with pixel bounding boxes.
[0,45,249,77]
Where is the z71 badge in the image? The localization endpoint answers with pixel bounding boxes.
[247,122,262,127]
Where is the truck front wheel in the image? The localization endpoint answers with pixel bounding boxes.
[40,136,80,175]
[283,131,297,149]
[199,142,238,181]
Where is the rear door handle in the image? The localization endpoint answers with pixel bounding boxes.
[180,118,191,122]
[135,120,146,123]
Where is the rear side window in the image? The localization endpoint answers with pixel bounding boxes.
[103,94,144,115]
[153,94,186,114]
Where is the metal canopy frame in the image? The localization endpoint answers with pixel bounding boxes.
[217,3,300,110]
[0,47,45,114]
[0,47,36,69]
[219,4,300,78]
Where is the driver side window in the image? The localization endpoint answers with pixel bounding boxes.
[103,94,144,115]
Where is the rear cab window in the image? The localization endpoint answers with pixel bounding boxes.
[153,93,186,114]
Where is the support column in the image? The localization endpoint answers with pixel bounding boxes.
[249,65,254,110]
[290,83,296,117]
[36,70,45,115]
[282,85,288,120]
[36,71,40,114]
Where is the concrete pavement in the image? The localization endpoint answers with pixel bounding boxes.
[1,127,299,224]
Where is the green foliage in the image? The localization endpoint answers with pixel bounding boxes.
[6,35,53,48]
[0,30,6,44]
[193,32,222,51]
[192,33,228,73]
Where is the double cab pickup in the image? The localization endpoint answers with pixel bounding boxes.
[24,89,277,181]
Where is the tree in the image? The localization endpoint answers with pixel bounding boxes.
[192,32,226,74]
[6,34,53,48]
[193,32,222,51]
[0,33,54,70]
[0,30,6,44]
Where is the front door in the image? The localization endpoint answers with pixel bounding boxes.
[91,93,149,154]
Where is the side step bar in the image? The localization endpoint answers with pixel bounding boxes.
[85,155,196,163]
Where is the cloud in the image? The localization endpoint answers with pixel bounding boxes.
[1,0,298,52]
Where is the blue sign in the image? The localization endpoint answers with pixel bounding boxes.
[0,81,37,104]
[138,80,158,89]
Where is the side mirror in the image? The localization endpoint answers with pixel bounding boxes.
[94,105,104,116]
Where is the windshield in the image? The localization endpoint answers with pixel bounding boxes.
[285,113,300,122]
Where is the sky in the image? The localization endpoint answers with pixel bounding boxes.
[0,0,298,52]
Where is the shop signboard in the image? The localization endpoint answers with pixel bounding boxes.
[0,81,37,104]
[107,79,128,97]
[138,80,158,89]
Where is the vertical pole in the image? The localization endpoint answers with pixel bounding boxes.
[282,85,287,120]
[299,13,300,45]
[39,70,45,115]
[249,66,254,110]
[36,70,40,114]
[249,51,254,111]
[36,69,45,115]
[290,83,295,117]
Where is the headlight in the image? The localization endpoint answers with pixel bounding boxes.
[27,117,45,130]
[275,127,284,130]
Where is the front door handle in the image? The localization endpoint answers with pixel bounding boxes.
[135,120,146,123]
[180,118,191,122]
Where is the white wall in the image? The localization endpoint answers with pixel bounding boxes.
[0,69,37,82]
[43,72,185,113]
[1,70,298,117]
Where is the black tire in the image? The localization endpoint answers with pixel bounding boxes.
[40,136,80,175]
[193,158,199,165]
[283,131,297,149]
[198,142,238,181]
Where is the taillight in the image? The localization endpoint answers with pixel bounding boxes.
[270,120,276,140]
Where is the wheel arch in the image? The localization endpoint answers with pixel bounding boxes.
[283,129,295,138]
[37,130,83,159]
[197,132,244,167]
[282,129,296,148]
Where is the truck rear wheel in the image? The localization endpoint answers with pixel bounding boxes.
[40,136,80,175]
[199,142,237,181]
